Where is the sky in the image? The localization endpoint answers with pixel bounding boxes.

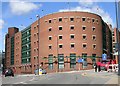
[0,0,120,52]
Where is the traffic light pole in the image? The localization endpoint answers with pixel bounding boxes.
[115,0,120,75]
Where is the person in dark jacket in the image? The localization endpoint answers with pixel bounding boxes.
[94,63,98,72]
[98,65,101,72]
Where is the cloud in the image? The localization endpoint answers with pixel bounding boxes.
[78,0,95,7]
[9,0,42,15]
[0,19,4,30]
[59,1,114,27]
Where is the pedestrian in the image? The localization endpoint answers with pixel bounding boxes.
[98,65,101,72]
[94,63,97,72]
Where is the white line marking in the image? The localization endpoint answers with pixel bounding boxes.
[14,82,27,84]
[20,82,27,84]
[29,77,35,81]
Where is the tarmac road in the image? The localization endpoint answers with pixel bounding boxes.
[2,70,119,84]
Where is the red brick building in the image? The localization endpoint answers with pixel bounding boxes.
[112,28,120,64]
[5,11,112,74]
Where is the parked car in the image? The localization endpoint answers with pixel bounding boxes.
[34,68,47,75]
[5,68,14,77]
[97,60,116,71]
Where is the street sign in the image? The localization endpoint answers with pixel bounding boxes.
[102,54,107,61]
[77,58,84,63]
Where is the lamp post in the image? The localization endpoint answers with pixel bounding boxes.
[54,35,58,72]
[36,14,40,75]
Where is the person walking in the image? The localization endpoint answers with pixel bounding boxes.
[94,63,97,72]
[98,65,101,72]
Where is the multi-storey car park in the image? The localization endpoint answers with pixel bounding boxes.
[5,11,112,74]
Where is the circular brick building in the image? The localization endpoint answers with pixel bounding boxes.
[31,11,103,73]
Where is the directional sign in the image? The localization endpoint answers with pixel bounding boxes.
[77,58,84,63]
[102,54,107,61]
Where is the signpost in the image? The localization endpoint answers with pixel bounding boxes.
[102,54,107,61]
[77,58,84,70]
[39,68,42,75]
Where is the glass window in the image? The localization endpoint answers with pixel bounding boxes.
[92,54,96,58]
[70,35,74,39]
[49,63,53,69]
[83,35,87,40]
[112,33,114,36]
[59,18,62,22]
[82,44,87,49]
[92,27,95,31]
[59,36,62,40]
[92,54,96,68]
[58,54,64,69]
[49,28,52,31]
[48,54,53,69]
[92,19,95,23]
[59,45,63,48]
[70,53,76,68]
[92,35,96,41]
[49,36,52,40]
[113,39,115,42]
[82,17,86,22]
[70,26,74,30]
[49,45,52,49]
[82,53,87,57]
[49,20,51,23]
[82,26,86,31]
[96,19,98,23]
[93,44,96,49]
[71,44,75,48]
[82,53,87,68]
[59,26,62,30]
[87,17,91,22]
[70,18,74,22]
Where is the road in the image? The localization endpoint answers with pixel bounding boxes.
[2,70,119,84]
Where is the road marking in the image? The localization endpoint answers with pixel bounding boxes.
[14,82,27,84]
[29,77,35,81]
[20,82,27,84]
[81,72,87,76]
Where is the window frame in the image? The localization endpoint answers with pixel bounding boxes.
[48,36,52,40]
[82,26,86,31]
[58,26,63,30]
[82,17,86,22]
[82,34,87,40]
[92,35,96,41]
[70,43,75,48]
[49,19,52,23]
[59,44,63,49]
[82,43,87,49]
[70,34,75,39]
[58,17,62,22]
[70,17,74,22]
[59,35,63,40]
[92,44,96,49]
[48,44,52,50]
[70,25,74,30]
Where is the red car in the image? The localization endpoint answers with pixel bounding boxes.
[97,60,116,71]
